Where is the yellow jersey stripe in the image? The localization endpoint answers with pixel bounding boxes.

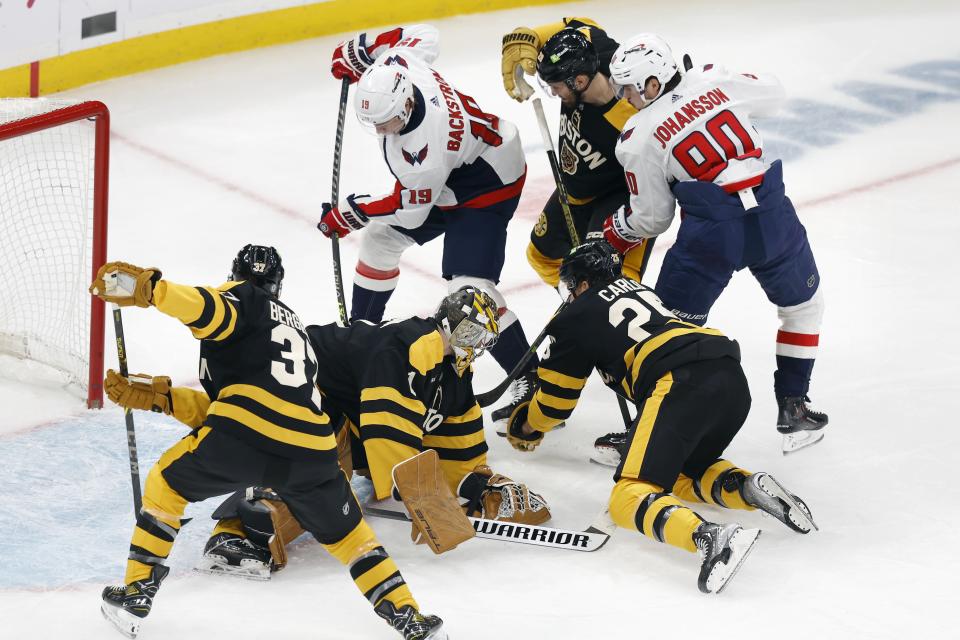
[422,430,485,450]
[534,392,579,411]
[408,332,445,376]
[620,373,673,478]
[626,327,725,383]
[360,411,423,439]
[219,384,328,424]
[441,403,482,424]
[528,399,565,432]
[360,386,426,415]
[207,403,336,450]
[604,98,638,131]
[538,367,587,391]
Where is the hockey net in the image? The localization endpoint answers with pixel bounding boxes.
[0,99,109,408]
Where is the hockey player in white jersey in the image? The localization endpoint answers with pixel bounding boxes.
[318,24,539,382]
[604,34,828,454]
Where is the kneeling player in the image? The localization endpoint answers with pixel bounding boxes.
[93,246,444,640]
[505,242,817,594]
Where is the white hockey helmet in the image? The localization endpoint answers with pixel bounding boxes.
[354,64,415,131]
[609,33,678,104]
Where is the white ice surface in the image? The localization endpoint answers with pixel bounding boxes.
[1,0,959,638]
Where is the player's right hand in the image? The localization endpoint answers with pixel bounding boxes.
[89,262,161,308]
[104,369,173,414]
[501,27,539,101]
[505,403,544,452]
[602,208,646,255]
[331,38,369,83]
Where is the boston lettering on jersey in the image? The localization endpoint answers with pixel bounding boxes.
[653,88,731,149]
[432,69,465,151]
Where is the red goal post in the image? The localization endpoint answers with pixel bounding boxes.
[0,100,109,408]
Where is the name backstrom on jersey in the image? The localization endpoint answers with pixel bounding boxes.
[269,300,304,331]
[432,70,465,151]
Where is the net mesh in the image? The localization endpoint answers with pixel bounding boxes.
[0,98,97,395]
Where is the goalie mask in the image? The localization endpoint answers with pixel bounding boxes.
[230,244,284,297]
[609,33,678,107]
[355,64,415,134]
[558,241,622,299]
[435,286,500,376]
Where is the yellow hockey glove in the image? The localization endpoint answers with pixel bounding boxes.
[104,369,173,414]
[89,261,162,308]
[505,402,544,452]
[501,27,539,101]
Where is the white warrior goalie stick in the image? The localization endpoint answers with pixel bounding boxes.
[362,504,616,552]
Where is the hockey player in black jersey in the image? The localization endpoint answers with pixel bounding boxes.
[494,18,657,424]
[91,245,444,640]
[504,242,818,594]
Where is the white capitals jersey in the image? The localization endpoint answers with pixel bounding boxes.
[614,64,786,237]
[349,25,526,229]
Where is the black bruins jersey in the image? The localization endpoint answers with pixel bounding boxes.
[528,277,741,432]
[555,18,637,203]
[307,318,485,457]
[154,279,334,461]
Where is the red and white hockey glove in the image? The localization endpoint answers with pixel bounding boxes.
[331,38,370,84]
[602,206,646,255]
[317,196,370,238]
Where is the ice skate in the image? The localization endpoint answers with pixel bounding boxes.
[777,395,828,454]
[491,369,537,425]
[195,533,272,580]
[692,522,760,594]
[375,601,447,640]
[741,472,818,533]
[100,564,169,638]
[590,431,628,467]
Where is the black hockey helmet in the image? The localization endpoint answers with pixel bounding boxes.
[559,241,622,294]
[434,286,500,375]
[230,244,284,297]
[537,29,599,91]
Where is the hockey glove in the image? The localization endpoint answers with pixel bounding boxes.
[458,465,551,525]
[505,402,544,452]
[89,261,162,308]
[501,27,539,101]
[331,38,370,84]
[317,196,370,238]
[602,207,646,255]
[104,369,173,414]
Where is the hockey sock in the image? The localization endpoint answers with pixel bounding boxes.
[488,316,537,374]
[350,283,394,323]
[211,517,246,538]
[774,353,816,397]
[126,509,181,583]
[609,479,702,553]
[323,520,418,611]
[682,460,752,511]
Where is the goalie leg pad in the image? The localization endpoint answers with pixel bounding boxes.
[392,450,475,554]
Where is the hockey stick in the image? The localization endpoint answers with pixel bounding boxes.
[330,76,351,326]
[532,97,634,428]
[475,299,567,407]
[111,304,142,516]
[362,504,615,552]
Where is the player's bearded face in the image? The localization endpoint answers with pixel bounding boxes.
[544,80,576,107]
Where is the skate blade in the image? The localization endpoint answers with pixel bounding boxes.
[782,430,824,455]
[711,528,761,595]
[100,603,141,639]
[194,559,271,581]
[425,623,448,640]
[757,475,818,533]
[589,449,622,468]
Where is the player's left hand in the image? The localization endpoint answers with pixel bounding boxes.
[603,207,646,254]
[89,261,162,307]
[317,196,370,238]
[501,27,539,102]
[505,403,544,452]
[331,39,368,84]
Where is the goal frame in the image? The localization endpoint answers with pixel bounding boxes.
[0,101,109,408]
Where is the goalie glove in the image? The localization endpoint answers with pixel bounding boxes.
[505,402,544,452]
[104,369,173,415]
[89,261,162,308]
[317,196,370,239]
[458,465,551,525]
[602,206,647,255]
[501,27,539,101]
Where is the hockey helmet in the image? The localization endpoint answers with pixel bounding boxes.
[537,29,599,92]
[435,286,500,375]
[609,33,678,105]
[230,244,284,297]
[354,64,415,133]
[559,241,622,296]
